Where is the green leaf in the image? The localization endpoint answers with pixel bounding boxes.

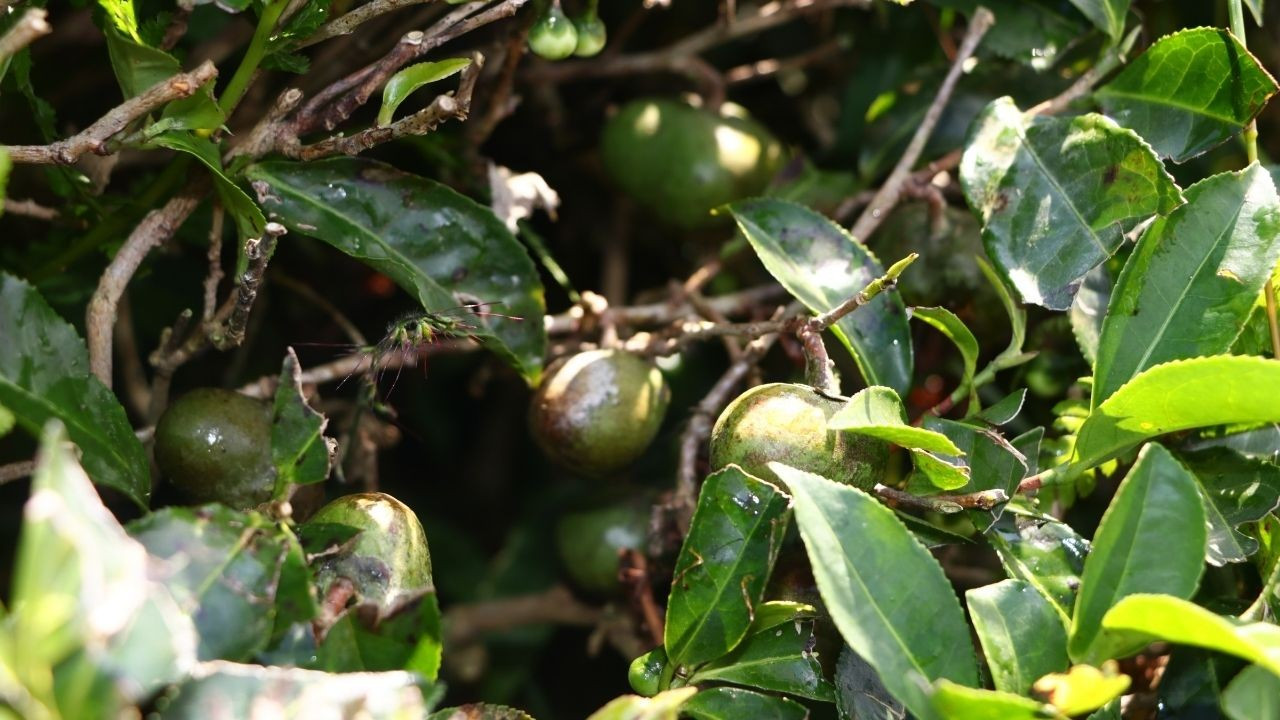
[1068,444,1206,664]
[98,0,141,42]
[911,306,979,408]
[687,618,836,702]
[1101,593,1280,676]
[245,158,547,384]
[1093,165,1280,405]
[1180,448,1280,565]
[1067,0,1129,38]
[1032,663,1131,716]
[929,681,1054,720]
[12,423,196,714]
[0,148,10,215]
[312,588,442,680]
[1223,665,1280,720]
[664,466,790,669]
[271,349,332,498]
[828,386,963,455]
[1074,356,1280,471]
[834,646,905,720]
[1097,28,1279,162]
[966,579,1069,695]
[931,0,1087,70]
[727,198,913,394]
[959,96,1182,310]
[775,463,978,720]
[0,274,150,505]
[679,686,807,720]
[148,131,265,243]
[378,58,472,126]
[1070,264,1112,368]
[989,517,1089,622]
[973,389,1027,427]
[909,448,972,491]
[587,688,697,720]
[748,601,818,632]
[127,505,312,662]
[157,661,434,719]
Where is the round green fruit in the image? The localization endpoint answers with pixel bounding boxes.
[528,3,578,60]
[154,388,274,509]
[529,349,670,477]
[572,13,606,57]
[305,492,433,608]
[555,496,648,595]
[601,98,785,228]
[709,383,888,489]
[628,646,668,696]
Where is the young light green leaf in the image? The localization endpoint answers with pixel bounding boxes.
[746,601,818,632]
[1180,448,1280,565]
[912,306,979,408]
[966,580,1069,696]
[1093,165,1280,405]
[775,463,978,720]
[910,448,972,491]
[1033,663,1131,716]
[1097,27,1279,162]
[664,466,790,669]
[0,148,10,214]
[829,386,963,456]
[727,198,913,394]
[0,274,150,505]
[1222,665,1280,720]
[929,681,1055,720]
[158,661,433,719]
[98,0,142,42]
[377,58,472,126]
[688,618,836,702]
[246,158,547,384]
[271,348,332,498]
[1074,356,1280,471]
[680,686,808,720]
[586,688,697,720]
[1067,0,1129,39]
[989,518,1089,623]
[1101,594,1280,676]
[959,97,1182,310]
[1068,444,1206,664]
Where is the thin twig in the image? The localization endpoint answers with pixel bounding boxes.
[724,38,846,85]
[300,0,439,47]
[0,8,50,60]
[3,198,61,221]
[848,8,992,244]
[444,585,604,646]
[203,203,225,322]
[0,460,36,485]
[874,484,1008,514]
[3,61,218,165]
[544,283,788,335]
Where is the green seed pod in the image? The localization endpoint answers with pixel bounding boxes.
[572,13,606,57]
[529,349,670,478]
[154,388,275,509]
[628,646,668,697]
[709,383,888,490]
[528,2,578,61]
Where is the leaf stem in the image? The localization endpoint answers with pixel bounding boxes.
[218,0,290,117]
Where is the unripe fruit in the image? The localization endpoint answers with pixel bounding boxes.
[555,497,648,595]
[528,3,578,60]
[529,349,670,477]
[628,646,668,696]
[709,383,888,489]
[601,98,785,228]
[305,492,433,609]
[572,13,606,57]
[154,388,275,509]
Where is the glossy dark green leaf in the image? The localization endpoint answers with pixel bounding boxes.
[147,132,266,245]
[12,424,196,714]
[1101,594,1280,675]
[960,97,1182,310]
[929,681,1054,720]
[727,198,913,394]
[1188,423,1280,463]
[246,158,547,384]
[921,417,1030,529]
[688,618,836,702]
[0,274,149,505]
[775,463,978,720]
[664,467,790,669]
[966,579,1069,695]
[1093,165,1280,405]
[1097,28,1278,162]
[829,386,963,455]
[834,646,905,720]
[1069,444,1206,664]
[1074,356,1280,471]
[1223,665,1280,720]
[1068,0,1129,38]
[157,661,434,719]
[1182,448,1280,565]
[378,58,472,126]
[127,505,311,662]
[679,687,807,720]
[587,688,697,720]
[271,349,332,497]
[989,517,1089,622]
[312,588,442,679]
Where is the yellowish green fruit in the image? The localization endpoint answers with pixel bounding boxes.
[529,349,670,477]
[528,3,578,60]
[305,492,433,609]
[709,383,887,489]
[154,388,274,509]
[572,13,606,57]
[601,98,785,228]
[628,646,668,696]
[555,497,648,595]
